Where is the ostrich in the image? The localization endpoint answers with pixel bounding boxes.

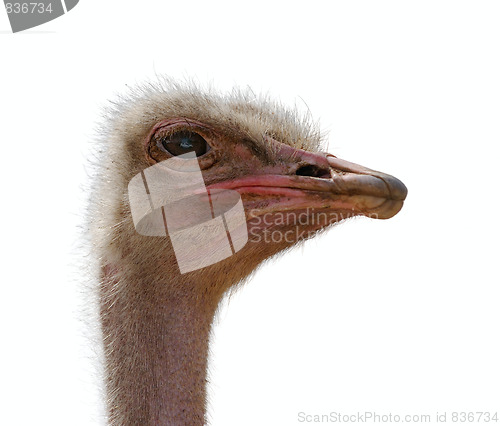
[89,80,407,425]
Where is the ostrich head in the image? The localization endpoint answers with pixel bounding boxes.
[91,80,407,425]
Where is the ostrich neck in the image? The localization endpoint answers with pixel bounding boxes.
[100,269,217,425]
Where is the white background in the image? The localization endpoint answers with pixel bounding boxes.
[1,1,499,425]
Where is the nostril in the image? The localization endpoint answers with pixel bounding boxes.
[295,164,331,178]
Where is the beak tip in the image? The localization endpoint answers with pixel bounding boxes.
[372,174,407,219]
[384,174,408,201]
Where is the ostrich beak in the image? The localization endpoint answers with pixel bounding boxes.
[209,149,407,221]
[324,154,407,219]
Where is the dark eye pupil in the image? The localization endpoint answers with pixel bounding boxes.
[160,131,209,157]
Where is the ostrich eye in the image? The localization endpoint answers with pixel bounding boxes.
[159,131,210,157]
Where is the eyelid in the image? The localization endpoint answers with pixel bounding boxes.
[154,122,212,139]
[161,131,203,142]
